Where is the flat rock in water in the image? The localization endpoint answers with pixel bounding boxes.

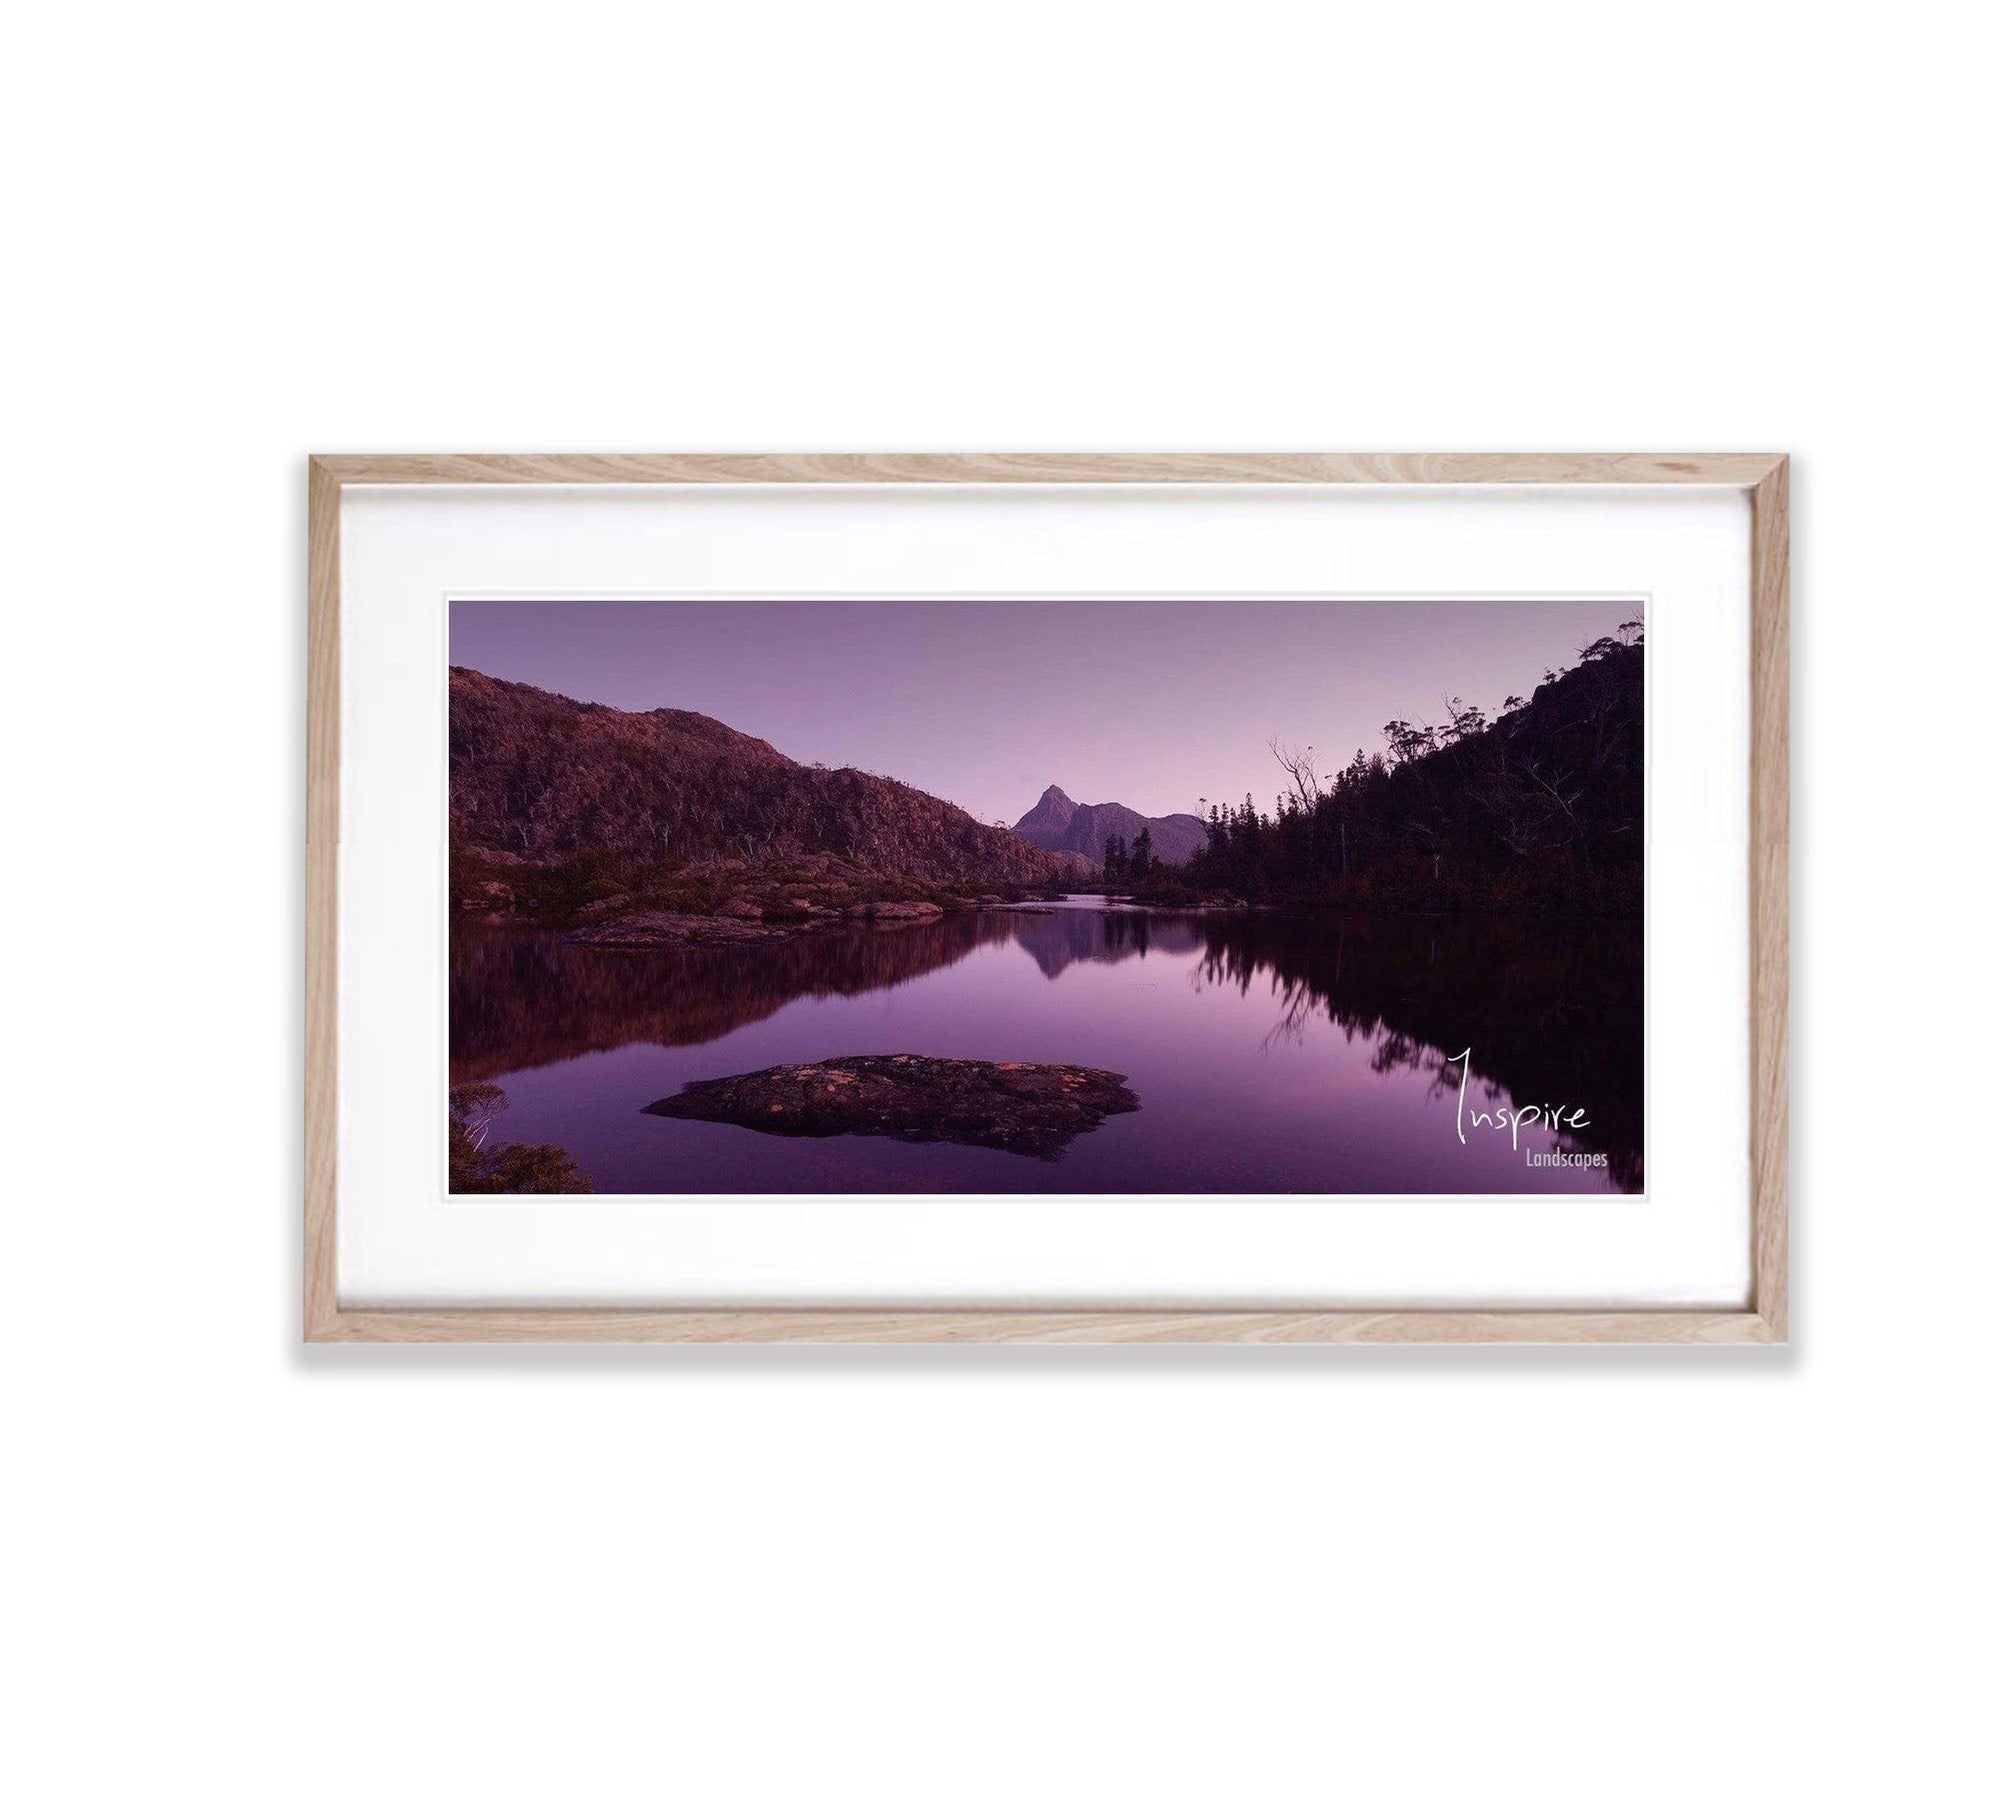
[845,899,945,921]
[568,909,817,950]
[643,1054,1140,1159]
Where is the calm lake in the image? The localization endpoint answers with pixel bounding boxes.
[451,897,1643,1196]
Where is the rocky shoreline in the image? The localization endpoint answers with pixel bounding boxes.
[568,898,951,950]
[561,892,1253,951]
[454,845,1094,936]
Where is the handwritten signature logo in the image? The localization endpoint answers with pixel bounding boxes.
[1445,1048,1596,1164]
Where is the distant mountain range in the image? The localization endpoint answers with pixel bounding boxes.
[450,669,1090,886]
[1012,785,1207,867]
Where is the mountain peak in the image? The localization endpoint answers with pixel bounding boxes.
[1014,784,1079,832]
[1011,786,1209,867]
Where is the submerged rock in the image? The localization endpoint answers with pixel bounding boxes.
[643,1054,1140,1159]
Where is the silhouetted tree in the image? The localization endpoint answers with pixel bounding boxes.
[1182,630,1643,914]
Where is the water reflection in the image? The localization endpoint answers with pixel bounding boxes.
[451,909,1020,1079]
[451,904,1642,1195]
[1189,915,1642,1191]
[1016,906,1201,978]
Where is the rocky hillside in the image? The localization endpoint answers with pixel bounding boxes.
[450,669,1089,886]
[1013,785,1207,866]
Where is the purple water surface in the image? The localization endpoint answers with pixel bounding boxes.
[450,899,1642,1197]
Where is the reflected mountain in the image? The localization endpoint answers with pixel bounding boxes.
[451,911,1019,1082]
[1012,906,1202,979]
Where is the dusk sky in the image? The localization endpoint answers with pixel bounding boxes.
[449,599,1640,826]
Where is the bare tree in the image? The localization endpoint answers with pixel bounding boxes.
[1268,737,1323,807]
[450,1082,508,1151]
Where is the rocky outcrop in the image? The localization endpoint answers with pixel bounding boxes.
[644,1055,1141,1159]
[846,900,943,921]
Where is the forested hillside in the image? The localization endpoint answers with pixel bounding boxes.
[1183,624,1644,913]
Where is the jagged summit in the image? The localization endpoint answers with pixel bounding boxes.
[1015,784,1080,842]
[1011,787,1207,867]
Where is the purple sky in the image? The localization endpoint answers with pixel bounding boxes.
[450,599,1640,826]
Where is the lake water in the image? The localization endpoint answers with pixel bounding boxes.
[451,897,1643,1196]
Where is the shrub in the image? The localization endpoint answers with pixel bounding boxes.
[448,1084,593,1194]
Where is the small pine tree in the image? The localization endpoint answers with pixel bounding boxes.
[1130,827,1153,887]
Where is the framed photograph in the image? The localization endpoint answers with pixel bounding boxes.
[307,454,1787,1343]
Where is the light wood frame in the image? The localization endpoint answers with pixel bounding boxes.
[307,453,1789,1344]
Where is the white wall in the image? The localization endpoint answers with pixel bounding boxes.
[9,4,1992,1795]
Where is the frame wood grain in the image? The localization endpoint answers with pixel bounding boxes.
[306,453,1789,1345]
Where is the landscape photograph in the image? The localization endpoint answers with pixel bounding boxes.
[448,598,1645,1197]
